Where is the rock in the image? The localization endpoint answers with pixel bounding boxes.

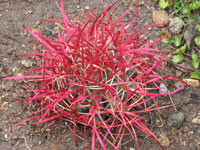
[169,17,184,34]
[159,83,168,94]
[84,6,90,10]
[25,10,33,15]
[190,93,199,101]
[122,0,130,6]
[21,60,32,67]
[167,112,185,129]
[159,136,170,147]
[152,10,169,25]
[184,23,197,50]
[175,70,182,77]
[129,148,135,150]
[183,78,200,88]
[192,116,200,124]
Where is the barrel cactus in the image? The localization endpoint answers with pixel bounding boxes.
[1,0,185,149]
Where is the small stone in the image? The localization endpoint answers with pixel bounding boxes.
[26,10,33,14]
[159,83,168,94]
[159,136,170,147]
[152,10,169,25]
[122,0,130,6]
[183,78,200,88]
[175,70,182,77]
[84,6,90,10]
[35,21,41,26]
[21,60,32,67]
[189,131,194,135]
[4,134,8,139]
[167,112,185,129]
[169,17,184,34]
[192,116,200,124]
[12,66,19,73]
[190,93,199,101]
[129,148,135,150]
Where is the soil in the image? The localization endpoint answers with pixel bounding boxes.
[0,0,200,150]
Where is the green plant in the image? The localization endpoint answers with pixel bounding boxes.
[161,32,172,44]
[194,36,200,45]
[192,54,200,69]
[159,0,169,9]
[190,54,200,79]
[173,52,184,63]
[198,24,200,32]
[0,1,186,149]
[174,36,182,47]
[190,72,200,79]
[161,0,200,23]
[158,0,200,80]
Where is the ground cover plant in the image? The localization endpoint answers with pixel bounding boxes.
[1,0,185,149]
[157,0,200,79]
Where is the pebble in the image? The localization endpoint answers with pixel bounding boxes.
[129,148,135,150]
[169,17,184,34]
[159,136,170,147]
[183,78,200,88]
[21,60,32,68]
[122,0,130,6]
[190,93,199,101]
[192,116,200,124]
[84,6,90,10]
[159,83,168,94]
[167,112,185,129]
[12,66,19,73]
[175,70,182,77]
[25,10,33,14]
[152,10,169,25]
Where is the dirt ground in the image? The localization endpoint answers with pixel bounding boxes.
[0,0,200,150]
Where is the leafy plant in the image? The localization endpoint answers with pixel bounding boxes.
[194,36,200,45]
[164,0,200,23]
[182,4,191,15]
[161,32,172,44]
[173,52,184,63]
[158,0,200,81]
[174,36,182,47]
[174,44,187,54]
[189,1,200,10]
[190,72,200,79]
[0,1,185,149]
[192,54,200,69]
[169,0,182,14]
[159,0,169,9]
